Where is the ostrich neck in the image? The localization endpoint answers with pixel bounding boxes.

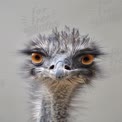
[36,83,76,122]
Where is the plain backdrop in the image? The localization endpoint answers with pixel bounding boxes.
[0,0,122,122]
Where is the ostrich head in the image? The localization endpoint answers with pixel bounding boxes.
[21,27,103,122]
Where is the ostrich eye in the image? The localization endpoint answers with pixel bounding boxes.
[81,54,94,65]
[31,53,43,64]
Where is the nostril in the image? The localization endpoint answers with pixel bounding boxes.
[49,65,54,69]
[64,65,71,70]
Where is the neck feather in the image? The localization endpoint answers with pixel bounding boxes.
[32,82,77,122]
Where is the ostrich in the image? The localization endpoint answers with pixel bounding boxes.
[20,26,103,122]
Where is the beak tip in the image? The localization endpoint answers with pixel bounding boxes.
[55,70,65,80]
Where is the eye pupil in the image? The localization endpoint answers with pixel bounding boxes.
[83,56,89,62]
[35,55,41,60]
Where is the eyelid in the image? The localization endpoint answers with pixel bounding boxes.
[74,49,102,58]
[21,48,47,56]
[31,50,46,56]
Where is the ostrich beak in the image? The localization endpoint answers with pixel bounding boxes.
[55,61,65,79]
[50,60,71,80]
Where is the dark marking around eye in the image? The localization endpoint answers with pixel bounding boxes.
[30,68,35,75]
[74,48,103,58]
[20,48,48,56]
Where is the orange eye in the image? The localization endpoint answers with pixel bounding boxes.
[81,54,94,65]
[31,53,43,64]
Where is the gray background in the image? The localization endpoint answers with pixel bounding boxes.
[0,0,122,122]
